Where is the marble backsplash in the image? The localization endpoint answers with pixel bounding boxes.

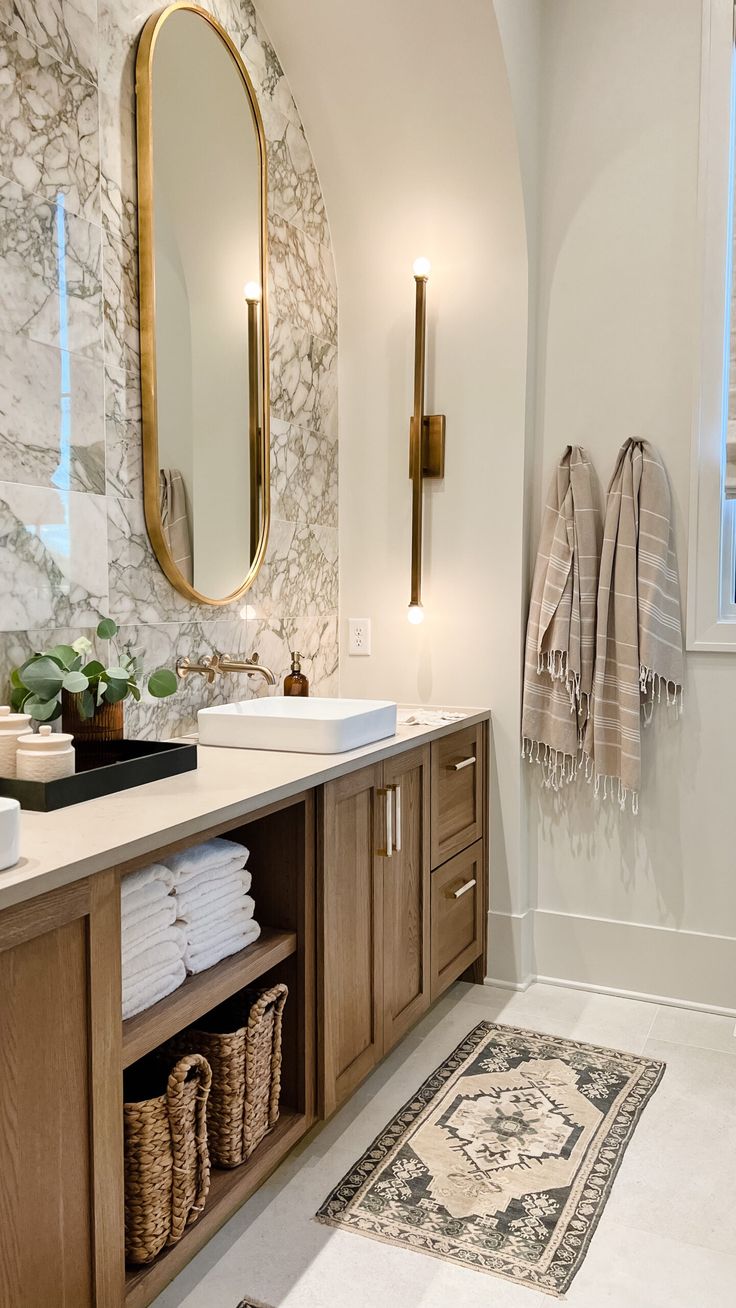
[0,0,338,737]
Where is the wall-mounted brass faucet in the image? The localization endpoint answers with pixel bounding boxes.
[175,650,277,686]
[408,257,445,625]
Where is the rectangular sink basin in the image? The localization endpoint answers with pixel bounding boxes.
[197,697,398,754]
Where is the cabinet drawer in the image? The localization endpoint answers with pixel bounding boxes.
[430,840,484,1001]
[430,723,483,867]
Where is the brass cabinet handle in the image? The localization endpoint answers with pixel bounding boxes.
[393,784,402,852]
[451,756,476,772]
[447,877,476,900]
[377,787,393,858]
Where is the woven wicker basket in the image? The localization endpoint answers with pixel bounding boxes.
[123,1053,212,1265]
[163,984,288,1169]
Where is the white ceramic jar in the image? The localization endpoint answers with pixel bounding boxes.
[0,705,32,778]
[0,797,20,871]
[16,725,76,782]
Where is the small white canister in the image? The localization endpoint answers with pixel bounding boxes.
[16,725,76,782]
[0,797,20,871]
[0,705,32,778]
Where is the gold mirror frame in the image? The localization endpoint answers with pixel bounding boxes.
[135,2,271,606]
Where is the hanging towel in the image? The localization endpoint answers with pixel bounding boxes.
[583,439,683,811]
[160,468,193,585]
[163,837,249,881]
[522,446,602,786]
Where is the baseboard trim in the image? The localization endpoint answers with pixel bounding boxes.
[487,907,736,1016]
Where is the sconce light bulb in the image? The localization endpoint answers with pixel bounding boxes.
[407,603,425,625]
[412,256,431,280]
[243,281,262,303]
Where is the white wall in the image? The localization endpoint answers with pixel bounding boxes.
[522,0,736,1011]
[257,0,532,949]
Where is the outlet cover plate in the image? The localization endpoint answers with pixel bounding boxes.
[348,618,372,656]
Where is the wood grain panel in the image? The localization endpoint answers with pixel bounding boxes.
[382,746,430,1052]
[431,840,485,1001]
[320,764,383,1115]
[430,723,484,867]
[0,916,93,1307]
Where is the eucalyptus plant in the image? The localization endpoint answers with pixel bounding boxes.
[10,618,178,723]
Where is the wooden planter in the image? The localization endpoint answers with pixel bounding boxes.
[62,691,125,743]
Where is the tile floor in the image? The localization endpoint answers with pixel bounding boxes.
[153,981,736,1308]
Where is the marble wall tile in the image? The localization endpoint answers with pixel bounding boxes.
[97,0,149,108]
[267,108,329,248]
[0,181,103,359]
[269,215,338,346]
[104,363,141,499]
[0,479,107,628]
[269,318,337,437]
[102,228,139,375]
[107,495,206,625]
[0,329,105,493]
[271,417,337,529]
[99,93,137,248]
[0,0,98,86]
[0,28,99,221]
[249,518,338,620]
[245,613,339,699]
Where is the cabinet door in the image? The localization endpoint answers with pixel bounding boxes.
[0,872,124,1307]
[320,763,385,1116]
[431,840,485,1000]
[382,745,431,1052]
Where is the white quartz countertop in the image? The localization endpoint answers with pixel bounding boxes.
[0,706,490,911]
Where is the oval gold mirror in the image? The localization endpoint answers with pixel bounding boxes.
[136,3,269,605]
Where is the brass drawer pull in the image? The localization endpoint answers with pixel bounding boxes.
[447,877,476,900]
[393,783,402,853]
[451,755,476,772]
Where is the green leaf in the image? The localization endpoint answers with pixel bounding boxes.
[103,679,130,704]
[129,684,141,702]
[62,670,89,694]
[10,667,23,689]
[27,695,62,722]
[10,687,29,712]
[80,689,96,720]
[104,666,132,682]
[96,617,118,640]
[20,656,65,699]
[147,668,178,699]
[82,660,106,681]
[46,644,78,670]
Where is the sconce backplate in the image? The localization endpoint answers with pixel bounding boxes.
[422,413,446,478]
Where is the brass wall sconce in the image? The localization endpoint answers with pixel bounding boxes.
[244,281,263,560]
[408,257,445,624]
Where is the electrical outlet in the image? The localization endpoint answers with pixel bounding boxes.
[348,618,372,656]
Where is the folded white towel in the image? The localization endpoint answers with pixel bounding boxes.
[121,863,175,899]
[163,838,249,880]
[184,920,261,975]
[398,709,466,727]
[175,869,252,916]
[122,898,177,942]
[122,926,186,980]
[178,890,255,931]
[121,877,175,918]
[174,857,248,894]
[180,903,255,948]
[123,961,187,1020]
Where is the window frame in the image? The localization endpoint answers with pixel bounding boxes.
[688,0,736,648]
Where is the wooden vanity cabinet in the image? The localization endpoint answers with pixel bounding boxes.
[319,746,431,1115]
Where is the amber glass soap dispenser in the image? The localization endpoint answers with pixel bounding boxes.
[284,651,309,697]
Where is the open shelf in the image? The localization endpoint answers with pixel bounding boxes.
[124,1107,309,1308]
[122,926,298,1068]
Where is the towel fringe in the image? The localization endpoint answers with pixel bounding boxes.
[522,737,578,790]
[639,666,684,725]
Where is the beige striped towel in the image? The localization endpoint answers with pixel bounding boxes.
[583,439,683,812]
[522,446,602,786]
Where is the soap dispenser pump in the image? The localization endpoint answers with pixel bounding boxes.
[284,651,309,697]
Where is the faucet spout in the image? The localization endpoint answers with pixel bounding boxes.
[214,651,277,686]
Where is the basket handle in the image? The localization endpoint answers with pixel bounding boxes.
[167,1053,212,1243]
[243,983,289,1155]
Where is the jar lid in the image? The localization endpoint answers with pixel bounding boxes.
[18,725,75,751]
[0,705,32,733]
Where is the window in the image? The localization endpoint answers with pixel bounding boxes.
[688,0,736,648]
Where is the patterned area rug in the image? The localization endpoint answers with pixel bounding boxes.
[316,1022,664,1297]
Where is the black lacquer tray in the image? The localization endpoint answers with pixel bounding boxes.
[0,738,197,812]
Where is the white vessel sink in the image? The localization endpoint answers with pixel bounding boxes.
[197,696,398,754]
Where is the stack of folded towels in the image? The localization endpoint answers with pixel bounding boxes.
[164,836,261,975]
[121,863,186,1019]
